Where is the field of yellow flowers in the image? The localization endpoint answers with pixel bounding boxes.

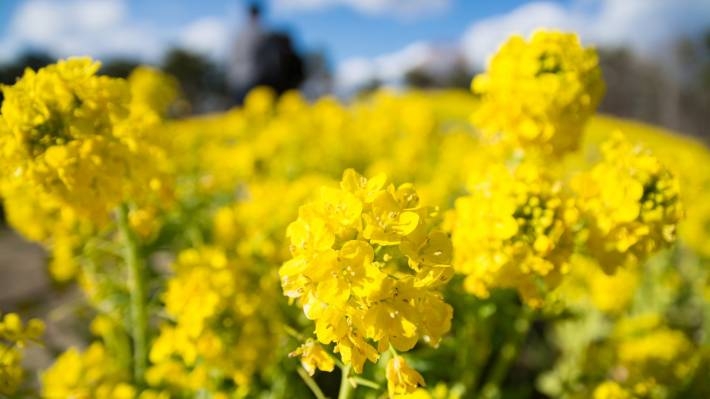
[1,31,709,399]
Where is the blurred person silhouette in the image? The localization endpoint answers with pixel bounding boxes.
[227,3,264,104]
[227,2,305,105]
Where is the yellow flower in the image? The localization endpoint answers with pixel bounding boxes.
[128,207,161,239]
[0,57,171,221]
[577,313,703,393]
[554,255,638,314]
[281,169,453,373]
[0,313,44,395]
[151,245,281,394]
[0,312,44,345]
[41,343,133,399]
[386,356,426,397]
[289,339,335,376]
[593,381,634,399]
[0,344,23,395]
[450,160,577,305]
[573,133,682,273]
[471,30,604,155]
[126,66,178,117]
[588,265,638,314]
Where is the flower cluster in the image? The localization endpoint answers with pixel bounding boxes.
[0,28,708,399]
[42,343,135,399]
[386,355,426,397]
[593,381,635,399]
[212,176,330,264]
[280,169,453,381]
[289,339,336,376]
[579,314,700,398]
[450,161,578,306]
[573,133,683,273]
[471,30,605,155]
[612,315,697,387]
[0,313,44,395]
[41,315,177,399]
[554,255,639,314]
[1,188,92,282]
[0,58,170,222]
[0,60,177,291]
[149,246,280,395]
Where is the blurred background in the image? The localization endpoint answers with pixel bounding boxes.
[0,0,708,390]
[0,0,708,315]
[0,0,708,137]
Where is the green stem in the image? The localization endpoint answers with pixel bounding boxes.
[480,306,534,399]
[338,363,354,399]
[117,204,148,387]
[460,311,490,395]
[297,368,328,399]
[349,376,380,390]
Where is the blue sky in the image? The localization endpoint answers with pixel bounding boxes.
[267,0,556,63]
[0,0,560,63]
[0,0,707,90]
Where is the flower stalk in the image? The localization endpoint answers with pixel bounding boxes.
[480,306,534,398]
[117,203,148,386]
[338,363,354,399]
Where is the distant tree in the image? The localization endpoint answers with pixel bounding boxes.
[405,67,438,88]
[0,51,54,82]
[673,32,710,140]
[702,31,710,88]
[162,48,229,114]
[0,51,54,105]
[301,51,332,99]
[597,30,710,141]
[355,78,383,98]
[446,63,475,89]
[598,47,666,125]
[404,61,472,90]
[100,58,141,78]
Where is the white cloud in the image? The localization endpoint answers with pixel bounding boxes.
[0,41,20,63]
[460,2,586,68]
[73,1,126,32]
[376,42,432,82]
[272,0,450,18]
[336,0,710,93]
[0,0,164,62]
[179,17,231,59]
[0,0,236,64]
[335,41,433,92]
[335,41,464,93]
[461,0,710,68]
[337,58,376,91]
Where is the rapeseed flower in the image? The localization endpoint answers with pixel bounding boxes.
[0,313,44,395]
[451,161,578,306]
[573,133,682,273]
[471,30,604,155]
[386,356,426,397]
[281,169,453,376]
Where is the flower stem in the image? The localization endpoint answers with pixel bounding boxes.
[349,376,380,390]
[117,204,148,387]
[297,368,328,399]
[480,306,534,398]
[338,363,354,399]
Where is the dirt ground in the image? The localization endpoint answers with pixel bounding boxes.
[0,226,83,383]
[0,227,48,310]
